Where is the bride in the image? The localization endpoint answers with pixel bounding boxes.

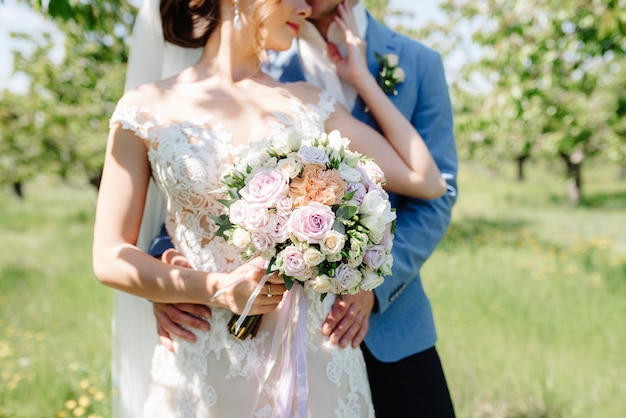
[92,0,446,416]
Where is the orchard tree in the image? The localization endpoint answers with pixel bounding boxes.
[420,0,626,203]
[1,0,134,191]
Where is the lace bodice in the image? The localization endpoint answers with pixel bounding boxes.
[110,91,336,273]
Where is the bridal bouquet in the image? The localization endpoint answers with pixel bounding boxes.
[210,129,396,338]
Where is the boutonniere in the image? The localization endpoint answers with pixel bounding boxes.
[375,52,405,96]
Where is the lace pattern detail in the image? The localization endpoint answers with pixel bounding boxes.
[110,91,373,417]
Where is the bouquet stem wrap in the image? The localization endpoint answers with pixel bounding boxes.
[259,285,309,418]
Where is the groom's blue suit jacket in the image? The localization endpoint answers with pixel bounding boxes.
[265,13,458,362]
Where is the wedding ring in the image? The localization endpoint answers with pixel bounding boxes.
[267,284,272,298]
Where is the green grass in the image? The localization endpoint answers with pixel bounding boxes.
[424,160,626,418]
[0,160,624,418]
[0,178,110,418]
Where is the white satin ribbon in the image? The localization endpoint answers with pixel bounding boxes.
[211,273,270,334]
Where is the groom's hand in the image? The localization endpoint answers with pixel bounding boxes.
[154,249,212,352]
[322,291,375,349]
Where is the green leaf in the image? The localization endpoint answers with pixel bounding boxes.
[283,275,295,290]
[335,204,358,220]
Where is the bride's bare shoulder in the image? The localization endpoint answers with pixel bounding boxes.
[117,81,168,109]
[279,81,327,105]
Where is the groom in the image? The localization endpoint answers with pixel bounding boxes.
[152,0,458,416]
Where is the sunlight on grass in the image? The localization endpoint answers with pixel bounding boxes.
[424,160,625,418]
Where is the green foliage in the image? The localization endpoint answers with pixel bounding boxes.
[425,160,626,418]
[418,0,626,201]
[0,0,136,190]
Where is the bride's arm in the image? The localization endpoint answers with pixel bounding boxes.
[325,2,447,199]
[92,124,282,314]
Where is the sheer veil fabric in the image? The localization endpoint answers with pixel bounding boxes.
[111,0,201,416]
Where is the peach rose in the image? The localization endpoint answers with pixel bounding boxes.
[289,164,346,207]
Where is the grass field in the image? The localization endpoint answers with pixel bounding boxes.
[0,160,624,417]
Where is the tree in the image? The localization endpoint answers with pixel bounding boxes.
[420,0,626,203]
[0,0,134,191]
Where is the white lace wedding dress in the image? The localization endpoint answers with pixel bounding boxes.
[109,91,374,418]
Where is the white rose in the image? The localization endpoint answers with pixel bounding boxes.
[306,274,334,294]
[392,67,405,83]
[303,247,325,267]
[320,230,345,255]
[360,268,384,291]
[338,163,362,183]
[228,199,248,226]
[276,156,303,179]
[384,53,399,68]
[361,190,396,223]
[231,228,251,248]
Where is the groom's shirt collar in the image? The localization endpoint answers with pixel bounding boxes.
[297,1,368,110]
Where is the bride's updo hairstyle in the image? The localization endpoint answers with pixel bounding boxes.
[160,0,280,55]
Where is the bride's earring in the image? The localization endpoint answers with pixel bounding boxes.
[233,0,242,31]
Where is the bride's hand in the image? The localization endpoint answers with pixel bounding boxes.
[213,257,286,315]
[327,0,370,88]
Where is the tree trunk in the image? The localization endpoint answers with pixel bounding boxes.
[89,174,102,190]
[12,182,23,199]
[516,155,528,181]
[560,152,583,205]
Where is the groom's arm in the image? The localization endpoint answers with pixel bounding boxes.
[323,49,458,343]
[374,50,458,313]
[149,226,211,350]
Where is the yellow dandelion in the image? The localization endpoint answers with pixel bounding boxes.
[24,331,34,340]
[78,395,91,408]
[69,362,80,371]
[79,379,90,389]
[65,400,77,409]
[0,341,14,358]
[35,333,46,342]
[57,410,69,418]
[94,390,105,402]
[6,381,17,391]
[87,386,96,394]
[73,406,85,417]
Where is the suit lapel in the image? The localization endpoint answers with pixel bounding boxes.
[352,13,403,123]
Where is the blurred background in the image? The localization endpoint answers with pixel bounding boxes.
[0,0,624,417]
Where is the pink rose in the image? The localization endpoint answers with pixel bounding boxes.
[251,232,274,252]
[281,245,311,279]
[267,214,290,243]
[240,169,289,205]
[244,204,270,232]
[363,245,386,269]
[333,263,362,293]
[286,202,335,244]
